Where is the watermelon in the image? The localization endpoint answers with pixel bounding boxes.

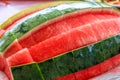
[29,18,120,62]
[0,55,5,71]
[5,48,33,80]
[0,1,73,38]
[4,40,22,58]
[0,1,120,80]
[11,63,44,80]
[7,48,33,66]
[5,9,120,58]
[0,31,16,52]
[8,33,120,80]
[37,34,120,79]
[0,1,116,54]
[31,9,119,43]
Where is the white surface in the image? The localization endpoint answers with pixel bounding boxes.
[0,1,46,24]
[0,71,8,80]
[91,65,120,80]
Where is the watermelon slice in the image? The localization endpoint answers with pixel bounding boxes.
[37,33,120,79]
[0,1,116,54]
[7,48,33,66]
[4,48,33,80]
[31,9,119,43]
[9,33,120,80]
[17,33,36,48]
[0,55,5,71]
[4,40,22,58]
[4,8,119,58]
[29,18,120,62]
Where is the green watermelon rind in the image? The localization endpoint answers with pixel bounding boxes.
[38,33,120,79]
[0,1,76,29]
[11,33,120,80]
[0,1,114,53]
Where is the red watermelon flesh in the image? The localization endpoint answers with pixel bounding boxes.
[0,55,6,71]
[0,29,5,38]
[31,10,119,43]
[18,33,36,48]
[4,48,33,80]
[4,10,119,58]
[99,59,113,75]
[4,60,12,80]
[54,54,120,80]
[15,10,119,48]
[54,73,76,80]
[108,54,120,69]
[2,10,117,59]
[29,17,120,62]
[90,19,120,41]
[4,40,23,58]
[7,48,33,66]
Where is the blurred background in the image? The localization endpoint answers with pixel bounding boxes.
[0,0,120,24]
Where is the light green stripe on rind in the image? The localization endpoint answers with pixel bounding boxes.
[11,62,44,80]
[0,1,112,52]
[0,32,16,52]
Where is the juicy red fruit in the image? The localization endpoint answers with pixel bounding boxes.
[7,48,33,66]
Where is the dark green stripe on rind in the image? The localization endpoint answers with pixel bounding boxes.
[39,60,60,80]
[11,34,120,80]
[0,1,112,53]
[11,63,44,80]
[38,34,120,79]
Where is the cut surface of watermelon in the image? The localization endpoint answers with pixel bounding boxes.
[31,9,120,43]
[7,48,33,66]
[36,33,120,79]
[4,40,22,58]
[0,31,16,53]
[5,48,33,80]
[0,55,5,71]
[29,17,120,62]
[5,9,119,58]
[5,32,120,80]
